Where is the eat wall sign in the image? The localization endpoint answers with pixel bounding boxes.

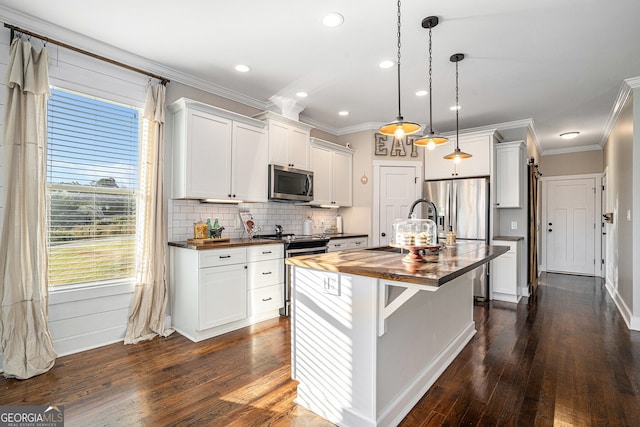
[374,133,420,157]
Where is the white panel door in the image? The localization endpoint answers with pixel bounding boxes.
[546,178,596,275]
[379,166,418,246]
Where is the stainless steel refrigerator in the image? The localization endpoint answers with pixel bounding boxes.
[423,177,490,301]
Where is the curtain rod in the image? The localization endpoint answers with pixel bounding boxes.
[4,23,170,85]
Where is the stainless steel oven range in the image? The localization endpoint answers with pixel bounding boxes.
[256,232,329,316]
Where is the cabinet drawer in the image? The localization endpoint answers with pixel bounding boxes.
[199,247,246,268]
[348,238,367,249]
[248,259,283,289]
[328,240,349,252]
[249,284,283,316]
[247,244,283,262]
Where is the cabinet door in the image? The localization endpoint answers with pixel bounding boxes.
[289,127,310,169]
[232,122,268,202]
[310,144,332,205]
[332,150,353,207]
[425,142,456,179]
[495,145,521,208]
[187,111,232,199]
[199,264,247,330]
[491,252,516,295]
[268,120,290,167]
[456,136,491,178]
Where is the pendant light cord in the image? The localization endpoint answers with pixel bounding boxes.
[428,24,434,134]
[396,0,402,118]
[455,58,459,149]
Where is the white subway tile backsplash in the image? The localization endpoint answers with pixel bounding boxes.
[168,199,340,241]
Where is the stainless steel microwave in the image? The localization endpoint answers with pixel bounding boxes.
[269,164,313,202]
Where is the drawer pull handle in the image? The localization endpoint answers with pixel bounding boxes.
[262,251,272,254]
[262,271,272,275]
[219,255,231,259]
[262,297,273,302]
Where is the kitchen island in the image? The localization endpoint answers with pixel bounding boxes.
[286,241,508,427]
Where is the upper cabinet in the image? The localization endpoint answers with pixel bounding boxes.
[424,130,498,180]
[495,141,525,208]
[254,111,312,170]
[168,98,268,202]
[309,138,353,207]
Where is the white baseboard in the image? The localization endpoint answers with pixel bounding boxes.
[605,279,640,331]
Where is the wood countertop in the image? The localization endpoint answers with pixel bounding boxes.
[169,239,282,250]
[286,241,509,287]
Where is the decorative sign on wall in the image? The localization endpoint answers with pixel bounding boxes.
[374,133,420,157]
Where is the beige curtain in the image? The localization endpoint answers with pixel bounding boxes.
[0,38,57,378]
[124,83,173,344]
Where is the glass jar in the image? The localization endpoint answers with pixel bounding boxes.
[391,218,438,247]
[193,220,208,239]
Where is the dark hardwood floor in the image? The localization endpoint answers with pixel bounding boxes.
[1,273,639,426]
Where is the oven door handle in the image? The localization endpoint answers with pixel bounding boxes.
[286,246,328,255]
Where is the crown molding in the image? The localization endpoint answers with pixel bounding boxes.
[542,144,603,156]
[599,77,640,148]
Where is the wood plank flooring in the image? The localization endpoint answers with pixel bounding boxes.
[1,273,639,426]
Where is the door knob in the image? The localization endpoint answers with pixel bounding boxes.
[548,222,552,226]
[548,229,552,232]
[381,232,386,237]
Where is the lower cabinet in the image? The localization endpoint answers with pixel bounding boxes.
[491,240,521,303]
[328,236,369,252]
[171,244,283,342]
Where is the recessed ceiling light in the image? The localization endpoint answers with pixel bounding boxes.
[560,131,580,139]
[416,90,428,97]
[296,91,308,98]
[339,111,349,116]
[379,60,394,69]
[322,12,344,27]
[235,64,250,73]
[449,105,461,111]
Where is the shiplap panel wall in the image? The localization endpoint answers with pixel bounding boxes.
[0,25,149,360]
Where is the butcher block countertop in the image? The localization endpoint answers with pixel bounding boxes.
[169,238,281,250]
[286,241,509,287]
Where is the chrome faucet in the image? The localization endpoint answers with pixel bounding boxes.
[408,198,437,220]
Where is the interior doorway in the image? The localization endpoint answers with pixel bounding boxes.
[541,174,602,276]
[372,161,422,247]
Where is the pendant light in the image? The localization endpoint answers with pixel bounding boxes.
[414,16,449,149]
[378,0,421,139]
[443,53,472,162]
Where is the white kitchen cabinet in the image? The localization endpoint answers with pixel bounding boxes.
[309,138,353,207]
[495,141,525,208]
[491,239,521,303]
[328,236,368,252]
[254,111,312,170]
[424,130,497,180]
[171,243,283,342]
[168,98,267,202]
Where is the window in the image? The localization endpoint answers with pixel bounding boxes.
[47,88,141,287]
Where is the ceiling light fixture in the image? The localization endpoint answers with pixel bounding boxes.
[413,16,449,149]
[560,131,580,139]
[416,90,428,97]
[339,111,349,116]
[379,60,394,69]
[322,12,344,28]
[296,91,308,98]
[444,53,472,163]
[378,0,421,139]
[234,64,250,73]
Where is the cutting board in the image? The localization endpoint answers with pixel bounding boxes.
[187,237,231,245]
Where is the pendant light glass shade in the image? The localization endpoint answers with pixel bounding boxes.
[444,53,472,161]
[378,0,420,138]
[414,16,448,149]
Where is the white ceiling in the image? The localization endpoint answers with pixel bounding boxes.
[2,0,640,154]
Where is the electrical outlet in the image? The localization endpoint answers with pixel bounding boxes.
[322,275,340,296]
[511,221,518,230]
